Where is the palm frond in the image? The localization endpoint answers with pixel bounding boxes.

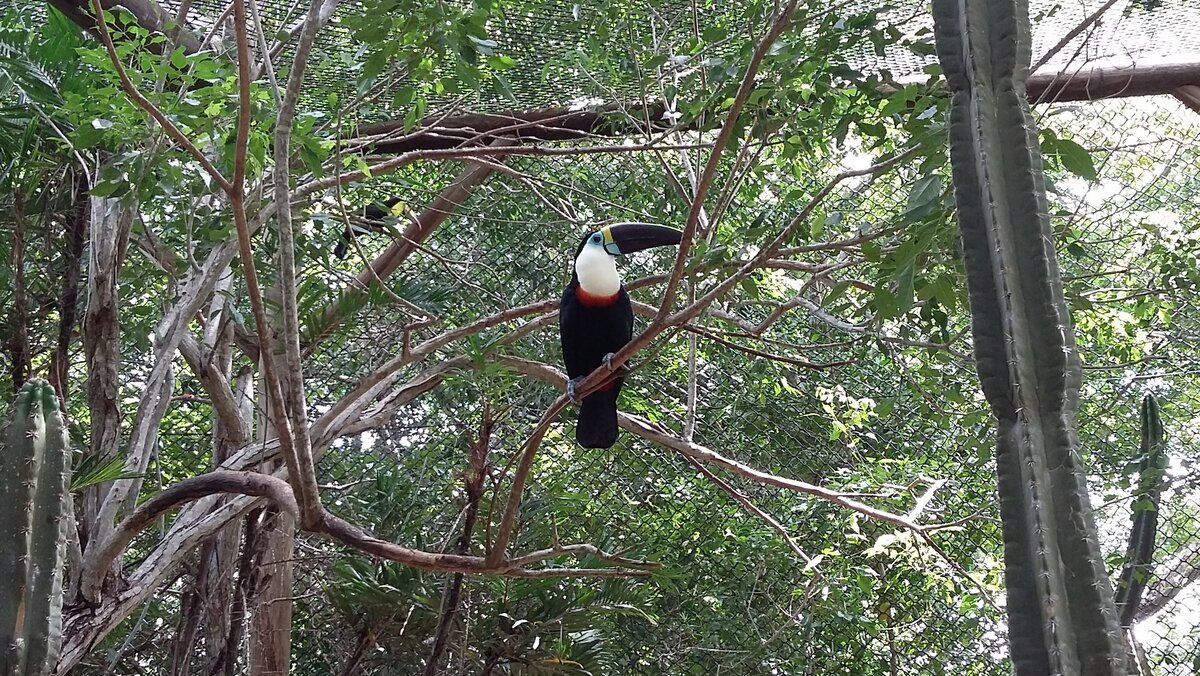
[71,454,142,492]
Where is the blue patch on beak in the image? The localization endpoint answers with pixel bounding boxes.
[601,227,622,255]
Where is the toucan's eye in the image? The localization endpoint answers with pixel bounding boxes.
[591,233,602,244]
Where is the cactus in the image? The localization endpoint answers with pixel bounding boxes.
[0,380,72,676]
[1114,394,1169,626]
[931,0,1128,673]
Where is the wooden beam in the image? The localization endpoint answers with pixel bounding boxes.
[349,62,1200,155]
[1173,84,1200,114]
[354,102,680,155]
[1028,61,1200,103]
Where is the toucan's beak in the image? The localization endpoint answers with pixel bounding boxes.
[602,222,683,255]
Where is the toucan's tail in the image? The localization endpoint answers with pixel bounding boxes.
[576,382,622,449]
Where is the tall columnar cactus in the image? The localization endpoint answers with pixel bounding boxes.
[0,380,72,676]
[931,0,1128,673]
[1114,394,1169,627]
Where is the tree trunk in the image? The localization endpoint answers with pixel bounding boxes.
[249,316,294,676]
[169,562,204,676]
[248,507,294,676]
[81,192,133,554]
[200,278,249,674]
[49,171,88,409]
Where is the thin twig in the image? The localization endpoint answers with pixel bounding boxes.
[265,0,329,528]
[1031,0,1120,74]
[226,0,319,527]
[656,0,800,319]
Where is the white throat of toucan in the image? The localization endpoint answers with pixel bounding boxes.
[575,228,621,298]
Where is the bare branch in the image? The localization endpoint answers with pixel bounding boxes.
[303,154,511,350]
[1030,0,1120,74]
[499,356,946,532]
[487,396,573,564]
[656,0,799,319]
[351,103,680,154]
[906,478,947,522]
[54,0,204,54]
[81,471,300,602]
[202,0,320,531]
[179,335,251,446]
[297,141,712,199]
[1028,61,1200,104]
[261,0,325,528]
[682,455,814,565]
[567,146,922,414]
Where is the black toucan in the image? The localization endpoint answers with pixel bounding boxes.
[334,197,407,259]
[559,222,683,448]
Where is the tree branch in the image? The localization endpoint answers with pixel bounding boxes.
[81,471,300,601]
[303,154,510,351]
[260,0,325,529]
[352,103,681,154]
[656,0,799,320]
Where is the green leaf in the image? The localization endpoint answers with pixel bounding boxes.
[487,53,516,70]
[894,262,915,316]
[874,287,897,319]
[169,46,189,70]
[702,25,728,42]
[739,276,760,299]
[90,177,127,197]
[904,175,942,216]
[821,280,852,309]
[1055,138,1097,181]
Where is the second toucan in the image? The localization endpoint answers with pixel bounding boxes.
[334,197,407,259]
[559,222,683,448]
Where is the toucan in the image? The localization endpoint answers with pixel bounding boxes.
[559,222,683,448]
[334,197,407,259]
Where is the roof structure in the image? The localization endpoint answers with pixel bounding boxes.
[103,0,1200,121]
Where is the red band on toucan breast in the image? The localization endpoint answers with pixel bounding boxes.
[575,287,619,307]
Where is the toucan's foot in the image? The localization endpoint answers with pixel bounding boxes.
[567,377,583,403]
[603,353,630,376]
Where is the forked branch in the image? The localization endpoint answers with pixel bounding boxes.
[80,469,657,604]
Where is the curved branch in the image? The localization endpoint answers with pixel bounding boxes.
[499,355,995,607]
[486,396,572,564]
[497,356,926,531]
[80,465,656,607]
[81,471,299,601]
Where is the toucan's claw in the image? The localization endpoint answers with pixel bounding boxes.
[603,353,630,376]
[567,377,582,403]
